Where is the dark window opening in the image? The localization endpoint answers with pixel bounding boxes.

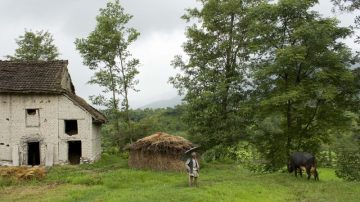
[65,120,78,135]
[26,109,37,116]
[28,142,40,166]
[25,109,40,127]
[68,141,81,165]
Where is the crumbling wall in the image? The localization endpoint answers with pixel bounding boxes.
[0,94,100,166]
[5,94,59,166]
[60,69,75,93]
[18,134,45,165]
[91,123,102,161]
[0,95,12,165]
[58,95,95,164]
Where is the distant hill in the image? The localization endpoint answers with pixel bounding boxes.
[139,96,183,109]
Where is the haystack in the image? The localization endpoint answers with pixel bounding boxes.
[128,132,195,172]
[0,166,46,180]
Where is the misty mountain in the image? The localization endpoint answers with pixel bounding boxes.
[139,96,183,109]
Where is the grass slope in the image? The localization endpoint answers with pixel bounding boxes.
[1,155,359,202]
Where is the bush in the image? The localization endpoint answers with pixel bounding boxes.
[233,142,268,173]
[102,146,120,156]
[317,150,337,168]
[202,145,236,163]
[119,151,129,159]
[201,142,268,173]
[336,148,360,181]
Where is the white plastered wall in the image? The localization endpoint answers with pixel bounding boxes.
[0,94,101,166]
[0,95,12,165]
[91,123,102,161]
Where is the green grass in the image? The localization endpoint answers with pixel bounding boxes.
[0,155,359,202]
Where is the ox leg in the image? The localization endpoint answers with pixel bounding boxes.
[314,170,319,181]
[312,167,319,181]
[306,166,311,180]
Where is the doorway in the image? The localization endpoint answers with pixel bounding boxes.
[68,141,81,165]
[28,142,40,166]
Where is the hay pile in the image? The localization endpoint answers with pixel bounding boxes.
[129,132,195,172]
[0,166,46,180]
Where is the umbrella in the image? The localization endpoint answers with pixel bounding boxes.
[185,146,200,155]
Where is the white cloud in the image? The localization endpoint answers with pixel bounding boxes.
[129,30,185,108]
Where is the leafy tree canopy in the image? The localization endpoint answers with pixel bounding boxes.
[248,0,359,169]
[170,0,262,149]
[6,30,59,61]
[75,0,140,146]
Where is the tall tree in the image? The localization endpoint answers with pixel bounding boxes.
[170,0,262,149]
[249,0,358,169]
[6,30,59,61]
[332,0,360,180]
[75,0,140,146]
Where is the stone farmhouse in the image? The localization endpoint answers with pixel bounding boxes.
[0,60,106,166]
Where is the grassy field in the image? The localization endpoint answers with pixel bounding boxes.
[1,155,359,202]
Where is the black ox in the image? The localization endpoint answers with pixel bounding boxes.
[288,152,319,181]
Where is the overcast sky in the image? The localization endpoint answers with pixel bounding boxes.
[0,0,358,108]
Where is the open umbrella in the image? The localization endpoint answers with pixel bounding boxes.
[183,146,201,161]
[185,146,200,155]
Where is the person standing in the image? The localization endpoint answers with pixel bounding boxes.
[185,152,200,187]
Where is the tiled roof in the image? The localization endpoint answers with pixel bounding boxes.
[0,60,66,93]
[0,60,106,123]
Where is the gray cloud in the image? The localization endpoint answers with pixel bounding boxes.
[0,0,197,37]
[0,0,358,108]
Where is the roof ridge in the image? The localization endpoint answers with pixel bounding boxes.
[0,60,68,64]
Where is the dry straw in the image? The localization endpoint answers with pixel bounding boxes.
[128,132,195,172]
[0,166,46,180]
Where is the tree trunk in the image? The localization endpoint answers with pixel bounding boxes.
[119,54,133,144]
[124,83,133,143]
[222,13,235,121]
[285,72,292,156]
[286,100,292,156]
[108,65,121,147]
